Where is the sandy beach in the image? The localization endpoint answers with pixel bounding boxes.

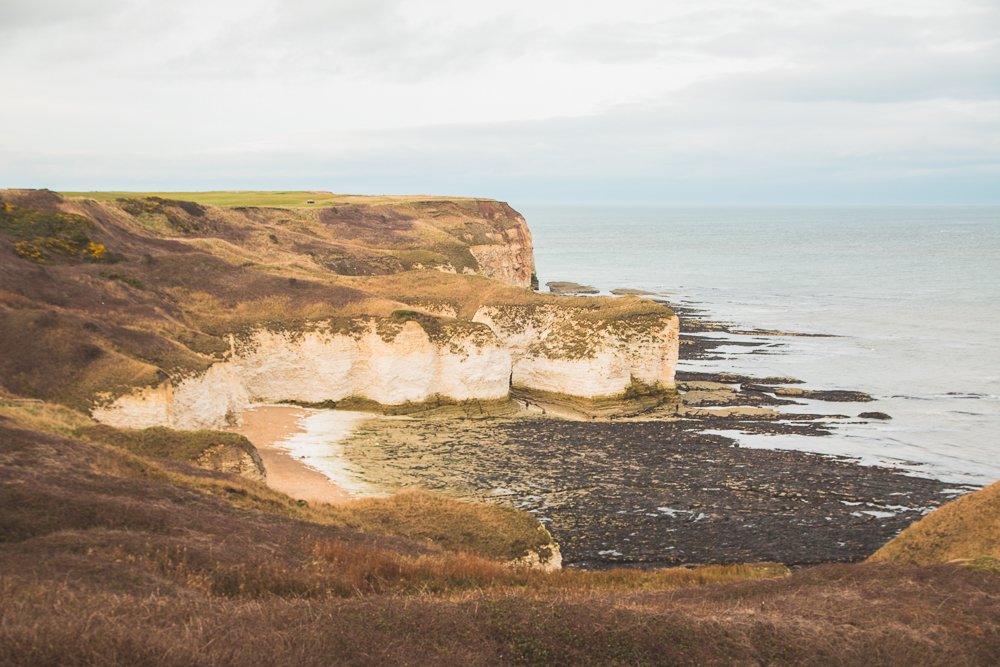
[226,405,358,505]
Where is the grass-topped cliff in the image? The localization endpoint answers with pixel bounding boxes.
[0,188,676,419]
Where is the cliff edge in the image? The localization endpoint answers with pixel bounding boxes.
[0,189,676,428]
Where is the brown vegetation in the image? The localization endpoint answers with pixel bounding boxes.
[869,480,1000,565]
[78,423,260,464]
[2,558,997,665]
[5,417,997,665]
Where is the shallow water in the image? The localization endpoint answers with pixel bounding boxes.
[274,410,382,496]
[521,204,1000,486]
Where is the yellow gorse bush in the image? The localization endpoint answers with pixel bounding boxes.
[13,241,48,263]
[84,243,106,261]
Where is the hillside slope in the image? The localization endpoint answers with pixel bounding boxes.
[869,480,1000,565]
[2,410,997,666]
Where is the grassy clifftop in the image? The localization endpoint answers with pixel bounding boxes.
[0,188,671,414]
[58,190,495,208]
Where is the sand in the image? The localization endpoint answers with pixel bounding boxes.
[226,405,356,505]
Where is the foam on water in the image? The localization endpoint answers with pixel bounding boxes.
[274,410,384,496]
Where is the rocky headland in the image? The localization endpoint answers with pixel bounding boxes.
[0,189,677,431]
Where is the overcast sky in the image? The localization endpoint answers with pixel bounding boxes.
[1,0,997,202]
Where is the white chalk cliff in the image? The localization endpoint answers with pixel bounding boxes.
[93,303,678,430]
[93,318,512,430]
[88,200,675,431]
[473,304,678,398]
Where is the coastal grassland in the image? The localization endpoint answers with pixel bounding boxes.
[3,411,999,664]
[2,561,997,666]
[0,307,211,411]
[0,397,96,436]
[60,191,343,207]
[0,415,551,563]
[59,191,496,207]
[58,192,518,281]
[0,419,782,594]
[353,270,675,322]
[869,480,1000,566]
[330,490,549,563]
[77,424,259,463]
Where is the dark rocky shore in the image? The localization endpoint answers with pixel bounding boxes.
[342,417,956,569]
[341,296,965,569]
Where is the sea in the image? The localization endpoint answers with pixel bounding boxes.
[519,204,1000,488]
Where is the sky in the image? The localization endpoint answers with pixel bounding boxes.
[1,0,998,203]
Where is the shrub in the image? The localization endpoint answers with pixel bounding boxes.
[13,241,47,263]
[118,197,201,233]
[2,202,105,264]
[82,243,107,262]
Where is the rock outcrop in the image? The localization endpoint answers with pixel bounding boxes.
[473,302,678,399]
[196,443,267,483]
[1,189,678,430]
[506,541,563,572]
[94,318,512,430]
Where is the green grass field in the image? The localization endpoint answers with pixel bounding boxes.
[58,191,486,207]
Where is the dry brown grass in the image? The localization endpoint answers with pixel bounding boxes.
[0,421,788,603]
[1,561,997,666]
[327,490,552,562]
[77,424,259,463]
[352,270,674,321]
[869,481,1000,565]
[3,416,999,665]
[0,399,95,436]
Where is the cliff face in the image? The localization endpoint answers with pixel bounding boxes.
[232,320,510,406]
[466,205,535,288]
[93,318,512,430]
[90,300,678,430]
[473,303,678,398]
[91,363,249,431]
[1,189,677,431]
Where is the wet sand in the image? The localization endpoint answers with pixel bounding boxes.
[226,405,354,505]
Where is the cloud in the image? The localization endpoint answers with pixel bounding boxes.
[0,0,997,201]
[0,0,127,30]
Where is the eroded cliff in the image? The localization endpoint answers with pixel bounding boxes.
[0,189,675,429]
[474,301,678,399]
